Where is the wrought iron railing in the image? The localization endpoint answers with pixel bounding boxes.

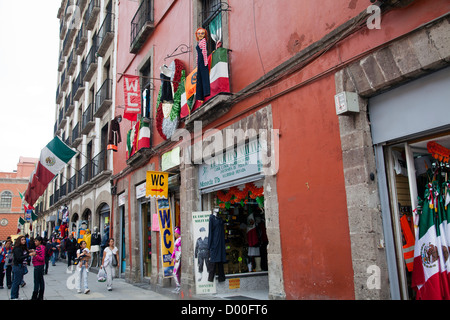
[78,162,91,186]
[82,103,93,131]
[95,79,112,113]
[84,0,100,26]
[72,123,80,142]
[91,149,106,178]
[98,12,114,45]
[68,174,77,194]
[130,0,153,47]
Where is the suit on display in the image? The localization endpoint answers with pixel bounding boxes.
[208,210,226,282]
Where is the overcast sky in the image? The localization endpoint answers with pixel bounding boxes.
[0,1,60,172]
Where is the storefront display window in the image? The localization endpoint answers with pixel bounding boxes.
[206,180,268,275]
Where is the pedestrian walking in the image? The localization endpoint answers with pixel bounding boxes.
[44,238,52,274]
[75,240,90,294]
[29,236,45,300]
[51,237,59,266]
[171,227,181,293]
[101,238,118,291]
[65,233,77,273]
[10,236,29,300]
[0,240,12,289]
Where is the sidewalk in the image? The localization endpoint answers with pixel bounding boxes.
[0,261,173,300]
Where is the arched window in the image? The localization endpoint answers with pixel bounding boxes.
[0,191,12,208]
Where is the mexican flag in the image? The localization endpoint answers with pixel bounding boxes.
[36,137,77,186]
[25,137,76,206]
[137,119,150,150]
[181,47,230,118]
[412,183,446,299]
[17,217,25,234]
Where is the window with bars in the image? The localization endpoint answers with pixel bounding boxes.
[0,191,12,208]
[201,0,227,53]
[140,60,152,118]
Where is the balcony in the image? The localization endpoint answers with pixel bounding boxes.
[97,13,114,57]
[65,94,75,118]
[58,107,66,130]
[81,103,95,134]
[82,44,97,82]
[94,79,112,118]
[130,0,154,54]
[71,122,82,147]
[67,50,77,75]
[78,162,92,190]
[56,85,64,104]
[67,174,78,195]
[91,149,111,183]
[75,24,88,55]
[72,73,83,102]
[58,52,65,72]
[76,0,88,13]
[59,17,67,40]
[61,70,70,92]
[62,26,76,57]
[85,0,100,30]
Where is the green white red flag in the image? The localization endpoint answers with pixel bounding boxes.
[24,137,76,206]
[412,182,450,299]
[181,47,230,118]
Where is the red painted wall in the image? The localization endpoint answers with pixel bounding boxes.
[114,0,450,299]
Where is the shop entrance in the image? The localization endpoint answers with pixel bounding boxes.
[369,67,450,299]
[140,200,152,278]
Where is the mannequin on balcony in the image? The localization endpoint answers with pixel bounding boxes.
[195,27,210,102]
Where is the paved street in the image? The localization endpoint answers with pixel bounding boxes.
[0,261,174,300]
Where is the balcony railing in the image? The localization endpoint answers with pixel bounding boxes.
[72,122,82,147]
[72,72,85,101]
[94,79,112,117]
[75,23,88,55]
[82,44,97,82]
[68,174,77,194]
[78,162,91,186]
[81,103,95,134]
[60,182,67,198]
[67,50,77,75]
[97,12,115,57]
[92,149,106,178]
[130,0,154,53]
[58,51,65,71]
[85,0,100,30]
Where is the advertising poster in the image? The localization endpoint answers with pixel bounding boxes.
[157,199,174,278]
[192,211,216,294]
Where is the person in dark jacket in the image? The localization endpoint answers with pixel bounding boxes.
[65,233,77,273]
[10,236,29,300]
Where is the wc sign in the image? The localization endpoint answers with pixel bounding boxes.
[157,198,175,278]
[146,171,169,199]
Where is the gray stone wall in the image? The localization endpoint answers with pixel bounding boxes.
[335,16,450,300]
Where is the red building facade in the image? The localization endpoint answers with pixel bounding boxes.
[111,0,450,300]
[0,158,38,240]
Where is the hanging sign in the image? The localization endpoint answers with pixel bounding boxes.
[123,75,141,121]
[157,199,174,278]
[146,171,169,199]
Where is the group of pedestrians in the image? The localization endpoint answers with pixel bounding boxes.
[0,234,118,300]
[0,235,45,300]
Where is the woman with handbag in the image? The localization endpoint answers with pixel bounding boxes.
[10,236,29,300]
[101,238,118,291]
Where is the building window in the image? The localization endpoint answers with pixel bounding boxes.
[0,191,12,208]
[201,0,227,53]
[140,59,151,118]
